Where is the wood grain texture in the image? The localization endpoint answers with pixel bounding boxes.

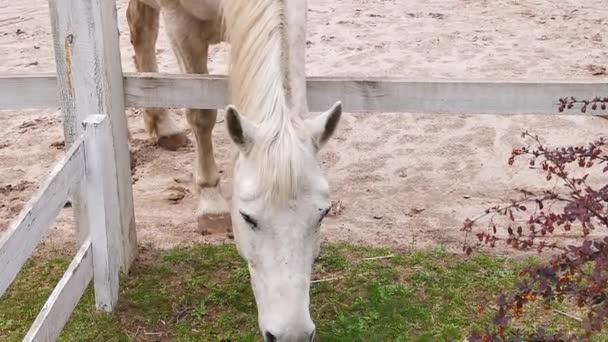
[0,138,85,297]
[47,0,136,271]
[83,114,121,312]
[2,73,608,115]
[0,74,58,109]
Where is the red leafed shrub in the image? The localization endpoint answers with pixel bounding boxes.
[462,129,608,341]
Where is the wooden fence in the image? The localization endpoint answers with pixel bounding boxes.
[1,73,608,115]
[0,0,137,340]
[0,114,129,341]
[0,0,606,340]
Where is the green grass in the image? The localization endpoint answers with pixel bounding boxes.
[1,243,605,341]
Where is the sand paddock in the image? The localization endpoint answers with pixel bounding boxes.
[0,0,607,254]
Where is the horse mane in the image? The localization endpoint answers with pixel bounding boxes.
[221,0,308,206]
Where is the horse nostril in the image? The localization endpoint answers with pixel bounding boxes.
[265,331,277,342]
[309,330,316,342]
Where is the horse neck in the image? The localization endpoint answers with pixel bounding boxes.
[223,0,308,124]
[222,0,311,205]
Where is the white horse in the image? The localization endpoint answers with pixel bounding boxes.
[127,0,342,340]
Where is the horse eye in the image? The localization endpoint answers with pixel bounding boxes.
[318,208,331,224]
[240,211,258,230]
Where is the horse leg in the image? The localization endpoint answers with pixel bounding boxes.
[126,0,189,150]
[163,11,231,237]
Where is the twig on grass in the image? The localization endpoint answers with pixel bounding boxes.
[132,326,143,339]
[554,309,583,323]
[312,276,343,284]
[361,254,395,261]
[173,307,192,323]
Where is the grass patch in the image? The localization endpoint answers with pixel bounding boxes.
[1,243,605,341]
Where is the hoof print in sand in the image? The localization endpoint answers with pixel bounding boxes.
[157,133,190,151]
[164,186,188,204]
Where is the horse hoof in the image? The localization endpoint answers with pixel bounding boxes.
[197,186,232,238]
[199,212,233,237]
[157,133,190,151]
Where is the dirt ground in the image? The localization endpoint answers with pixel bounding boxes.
[1,0,607,255]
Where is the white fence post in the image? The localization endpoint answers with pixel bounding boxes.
[1,114,127,339]
[83,115,121,311]
[48,0,137,271]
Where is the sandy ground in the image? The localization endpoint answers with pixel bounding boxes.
[1,0,607,255]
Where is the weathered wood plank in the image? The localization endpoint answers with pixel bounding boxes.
[0,74,57,109]
[124,74,608,115]
[124,73,229,110]
[83,115,121,311]
[305,77,608,115]
[48,0,136,271]
[23,240,93,342]
[0,138,85,297]
[1,73,608,115]
[47,0,90,259]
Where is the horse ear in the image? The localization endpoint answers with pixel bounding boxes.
[226,105,255,153]
[306,101,342,150]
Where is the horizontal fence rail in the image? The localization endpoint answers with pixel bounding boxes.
[1,73,607,115]
[23,240,93,342]
[0,137,85,297]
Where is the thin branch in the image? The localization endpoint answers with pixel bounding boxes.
[554,309,583,323]
[312,276,343,284]
[361,254,395,261]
